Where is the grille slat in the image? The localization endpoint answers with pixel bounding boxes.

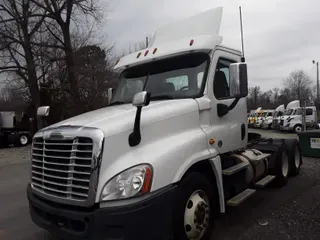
[33,153,92,161]
[32,176,89,190]
[32,182,88,197]
[31,137,93,201]
[31,170,90,182]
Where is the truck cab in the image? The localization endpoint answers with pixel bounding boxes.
[271,104,285,130]
[27,7,302,240]
[281,105,317,133]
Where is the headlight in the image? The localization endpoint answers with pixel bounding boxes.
[100,164,153,201]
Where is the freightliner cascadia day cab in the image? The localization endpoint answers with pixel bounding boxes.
[27,7,303,240]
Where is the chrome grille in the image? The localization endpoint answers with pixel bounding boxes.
[31,137,93,201]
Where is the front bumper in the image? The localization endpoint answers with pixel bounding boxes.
[27,184,176,240]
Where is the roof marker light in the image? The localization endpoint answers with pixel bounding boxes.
[153,48,158,54]
[189,39,194,46]
[144,50,149,56]
[137,52,142,58]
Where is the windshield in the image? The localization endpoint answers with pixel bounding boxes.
[111,52,209,104]
[261,112,267,117]
[284,109,293,116]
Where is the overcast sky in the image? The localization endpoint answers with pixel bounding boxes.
[104,0,320,90]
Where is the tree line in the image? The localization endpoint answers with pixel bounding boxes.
[247,69,316,110]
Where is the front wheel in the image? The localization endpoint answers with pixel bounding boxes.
[172,172,217,240]
[294,124,302,133]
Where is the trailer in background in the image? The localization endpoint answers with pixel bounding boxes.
[0,111,32,148]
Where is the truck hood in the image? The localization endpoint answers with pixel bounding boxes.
[44,99,199,137]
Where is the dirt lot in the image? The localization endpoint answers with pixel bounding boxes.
[0,146,30,168]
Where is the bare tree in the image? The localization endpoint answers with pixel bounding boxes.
[0,0,49,129]
[30,0,103,107]
[283,70,312,103]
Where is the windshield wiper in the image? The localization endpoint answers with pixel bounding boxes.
[109,101,126,106]
[150,95,174,100]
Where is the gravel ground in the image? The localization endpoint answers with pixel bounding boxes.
[249,128,298,139]
[0,146,31,168]
[1,129,320,240]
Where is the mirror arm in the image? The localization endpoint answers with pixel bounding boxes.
[217,97,241,117]
[128,106,142,147]
[228,97,241,111]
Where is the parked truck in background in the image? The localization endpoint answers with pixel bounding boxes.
[0,111,31,148]
[247,107,262,128]
[280,100,317,133]
[27,7,303,240]
[255,109,274,129]
[271,104,285,130]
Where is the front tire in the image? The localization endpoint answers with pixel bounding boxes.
[172,172,217,240]
[294,124,302,133]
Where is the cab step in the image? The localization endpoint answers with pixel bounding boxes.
[255,175,276,188]
[222,162,250,176]
[227,189,256,207]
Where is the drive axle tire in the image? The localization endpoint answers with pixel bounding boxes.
[284,139,302,176]
[273,146,289,187]
[172,172,217,240]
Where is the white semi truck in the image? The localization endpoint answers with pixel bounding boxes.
[280,100,317,133]
[0,111,31,147]
[271,104,285,130]
[27,7,302,240]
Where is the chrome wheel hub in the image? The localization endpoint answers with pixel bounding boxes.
[184,190,210,240]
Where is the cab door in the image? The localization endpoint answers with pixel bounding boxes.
[206,48,247,153]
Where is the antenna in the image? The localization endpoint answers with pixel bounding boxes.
[239,6,245,62]
[146,37,149,48]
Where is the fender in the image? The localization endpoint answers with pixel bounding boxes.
[209,155,225,213]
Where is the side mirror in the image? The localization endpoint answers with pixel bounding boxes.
[132,91,151,107]
[37,106,50,117]
[229,63,248,97]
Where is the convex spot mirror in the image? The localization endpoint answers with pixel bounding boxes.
[229,63,248,98]
[132,91,151,107]
[37,106,50,117]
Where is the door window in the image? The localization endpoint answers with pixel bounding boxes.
[306,108,313,116]
[213,58,234,99]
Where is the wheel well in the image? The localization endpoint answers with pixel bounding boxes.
[181,160,220,216]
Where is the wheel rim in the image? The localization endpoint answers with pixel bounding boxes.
[20,135,28,145]
[295,126,302,133]
[294,147,301,168]
[281,152,289,177]
[184,190,210,240]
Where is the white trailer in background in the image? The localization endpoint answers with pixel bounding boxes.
[0,111,31,147]
[27,7,303,240]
